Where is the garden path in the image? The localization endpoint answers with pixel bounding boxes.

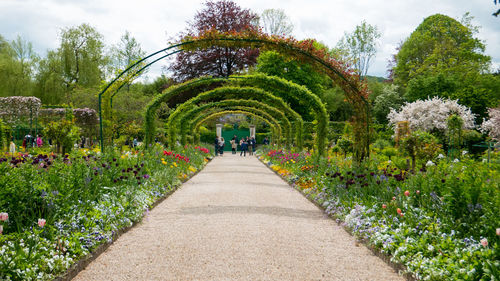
[73,154,404,281]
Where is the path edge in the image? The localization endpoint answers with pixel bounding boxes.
[256,155,416,281]
[53,157,213,281]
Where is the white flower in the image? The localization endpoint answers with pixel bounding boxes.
[437,153,445,159]
[461,150,468,156]
[453,158,460,163]
[426,160,435,167]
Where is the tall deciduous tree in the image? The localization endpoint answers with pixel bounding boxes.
[169,0,259,82]
[391,14,496,117]
[260,9,294,36]
[9,35,38,96]
[59,24,107,92]
[337,20,381,78]
[110,31,146,90]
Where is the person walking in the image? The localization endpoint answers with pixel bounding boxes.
[218,137,225,156]
[214,137,219,156]
[247,137,253,156]
[251,137,256,155]
[9,139,16,154]
[230,137,237,154]
[36,135,43,147]
[240,138,248,157]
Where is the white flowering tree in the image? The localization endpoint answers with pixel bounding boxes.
[387,97,475,133]
[481,107,500,144]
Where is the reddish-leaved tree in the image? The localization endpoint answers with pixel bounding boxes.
[169,0,259,82]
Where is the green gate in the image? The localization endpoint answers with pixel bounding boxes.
[222,126,249,151]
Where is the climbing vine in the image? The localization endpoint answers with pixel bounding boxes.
[177,99,292,146]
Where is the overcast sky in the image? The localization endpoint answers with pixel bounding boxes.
[1,0,499,79]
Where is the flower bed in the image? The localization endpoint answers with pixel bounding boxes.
[0,144,212,280]
[258,148,500,280]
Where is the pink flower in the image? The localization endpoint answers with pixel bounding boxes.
[0,213,8,221]
[382,204,387,209]
[404,190,410,197]
[399,213,404,218]
[480,238,488,247]
[392,196,396,201]
[38,218,46,228]
[397,208,402,215]
[496,228,500,236]
[416,190,420,195]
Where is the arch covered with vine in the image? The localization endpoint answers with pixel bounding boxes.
[99,29,370,159]
[177,99,293,146]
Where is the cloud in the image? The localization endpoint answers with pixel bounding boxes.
[0,0,498,78]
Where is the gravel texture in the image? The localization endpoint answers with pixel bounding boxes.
[73,154,404,281]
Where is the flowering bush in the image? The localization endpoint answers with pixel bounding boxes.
[481,106,500,144]
[0,96,41,125]
[0,144,212,280]
[388,97,475,133]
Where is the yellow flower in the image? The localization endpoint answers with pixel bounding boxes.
[170,165,173,168]
[173,162,177,167]
[121,155,127,159]
[161,158,165,161]
[162,160,167,165]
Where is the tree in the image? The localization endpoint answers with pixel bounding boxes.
[33,50,66,104]
[0,35,37,97]
[110,31,146,90]
[255,50,328,94]
[260,9,294,36]
[59,24,107,94]
[9,36,38,96]
[169,0,259,81]
[392,14,490,88]
[391,14,495,118]
[337,20,381,78]
[481,106,500,144]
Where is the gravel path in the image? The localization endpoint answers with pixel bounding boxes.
[73,154,404,281]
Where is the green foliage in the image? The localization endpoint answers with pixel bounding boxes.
[392,14,497,118]
[43,119,80,154]
[0,118,6,151]
[256,50,329,94]
[373,84,404,124]
[400,130,442,169]
[0,35,37,98]
[337,136,353,157]
[393,14,490,88]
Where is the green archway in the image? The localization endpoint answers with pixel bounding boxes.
[186,106,283,146]
[178,99,292,146]
[162,86,304,150]
[192,110,279,145]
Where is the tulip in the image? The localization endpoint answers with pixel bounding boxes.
[404,190,410,197]
[397,208,402,215]
[382,204,387,209]
[0,213,8,221]
[38,218,46,228]
[480,238,488,247]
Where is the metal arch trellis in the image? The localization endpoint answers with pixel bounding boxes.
[98,37,370,156]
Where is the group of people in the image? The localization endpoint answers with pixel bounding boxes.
[215,135,263,157]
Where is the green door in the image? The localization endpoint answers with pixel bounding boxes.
[222,128,249,151]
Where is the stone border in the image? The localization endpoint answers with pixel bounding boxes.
[54,157,212,281]
[256,155,416,281]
